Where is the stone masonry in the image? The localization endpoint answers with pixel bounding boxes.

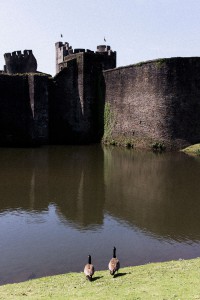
[0,42,200,150]
[103,57,200,149]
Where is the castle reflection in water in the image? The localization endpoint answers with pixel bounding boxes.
[0,145,200,241]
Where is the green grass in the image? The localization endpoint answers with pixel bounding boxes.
[181,143,200,156]
[1,258,200,299]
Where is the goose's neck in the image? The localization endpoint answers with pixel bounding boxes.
[88,255,91,264]
[113,248,116,258]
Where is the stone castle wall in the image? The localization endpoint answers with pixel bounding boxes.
[28,74,49,143]
[1,54,200,149]
[49,52,104,144]
[0,74,33,145]
[0,74,48,146]
[103,57,200,149]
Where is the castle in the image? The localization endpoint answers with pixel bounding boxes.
[0,42,200,150]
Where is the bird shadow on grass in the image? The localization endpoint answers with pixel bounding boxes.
[113,272,128,278]
[92,276,104,282]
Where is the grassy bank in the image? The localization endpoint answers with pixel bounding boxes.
[181,143,200,156]
[0,258,200,299]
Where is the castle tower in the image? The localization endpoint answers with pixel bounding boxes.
[4,50,37,74]
[55,42,72,74]
[96,45,116,70]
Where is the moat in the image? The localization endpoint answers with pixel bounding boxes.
[0,145,200,285]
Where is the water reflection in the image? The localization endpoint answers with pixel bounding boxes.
[48,146,105,229]
[103,147,200,241]
[0,145,200,284]
[0,146,105,229]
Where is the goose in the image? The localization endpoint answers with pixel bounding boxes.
[108,246,120,276]
[84,255,95,281]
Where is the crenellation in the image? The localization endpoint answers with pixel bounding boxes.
[74,48,85,54]
[4,53,11,58]
[86,49,94,53]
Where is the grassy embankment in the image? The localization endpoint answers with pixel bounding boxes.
[0,258,200,299]
[181,143,200,156]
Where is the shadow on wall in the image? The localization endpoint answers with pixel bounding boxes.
[165,58,200,144]
[49,60,83,144]
[49,59,105,144]
[0,75,34,146]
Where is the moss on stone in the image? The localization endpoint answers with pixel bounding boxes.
[102,102,116,142]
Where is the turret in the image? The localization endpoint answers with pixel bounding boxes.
[4,50,37,74]
[96,45,116,70]
[55,41,72,74]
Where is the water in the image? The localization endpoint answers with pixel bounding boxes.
[0,145,200,285]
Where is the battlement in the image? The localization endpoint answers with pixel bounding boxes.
[63,49,95,61]
[4,50,33,59]
[4,50,37,74]
[55,41,116,73]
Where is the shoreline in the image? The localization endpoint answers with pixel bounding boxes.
[1,257,200,299]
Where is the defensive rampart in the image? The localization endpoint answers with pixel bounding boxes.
[103,57,200,149]
[1,53,200,150]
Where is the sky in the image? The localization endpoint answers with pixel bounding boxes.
[0,0,200,76]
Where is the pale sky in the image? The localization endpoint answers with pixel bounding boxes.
[0,0,200,75]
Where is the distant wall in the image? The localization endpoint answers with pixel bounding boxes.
[103,58,200,149]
